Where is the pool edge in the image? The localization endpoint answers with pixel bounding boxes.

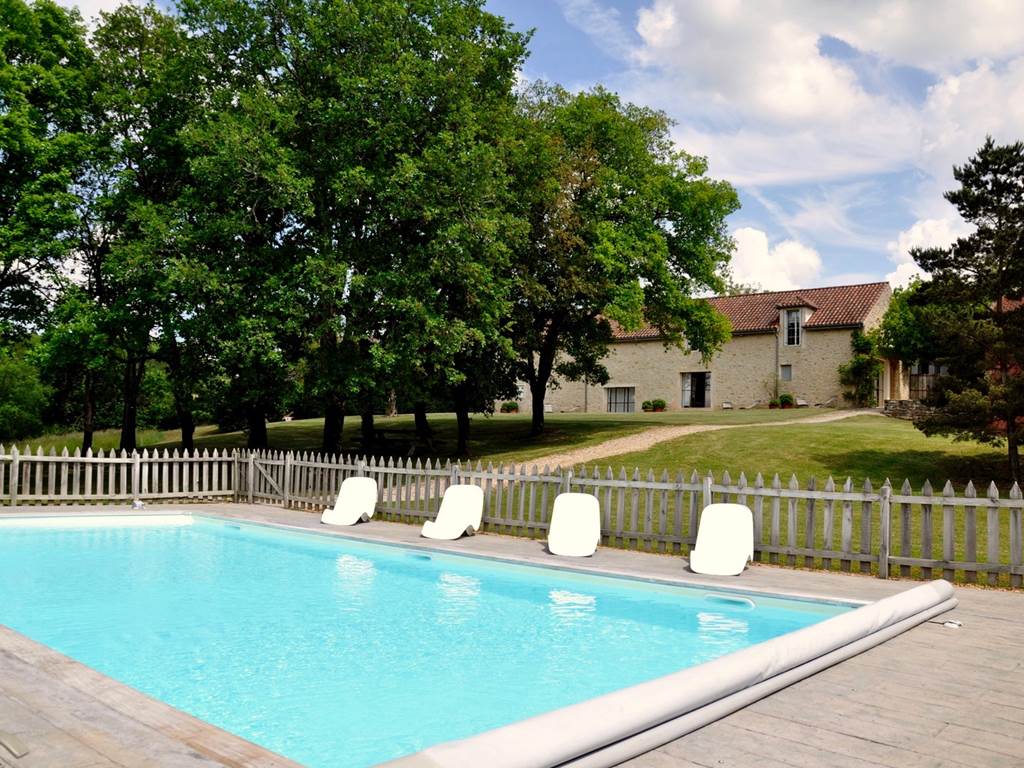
[0,622,304,768]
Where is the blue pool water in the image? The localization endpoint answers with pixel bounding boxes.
[0,515,850,767]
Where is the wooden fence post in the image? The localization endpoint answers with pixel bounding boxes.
[283,452,292,510]
[702,473,712,510]
[358,458,366,477]
[232,450,239,503]
[9,447,18,507]
[131,451,141,504]
[878,482,891,578]
[247,452,254,505]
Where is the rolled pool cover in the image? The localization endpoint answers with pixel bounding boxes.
[381,580,956,768]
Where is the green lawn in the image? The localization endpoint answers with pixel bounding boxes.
[16,410,1011,488]
[596,415,1012,490]
[17,407,817,463]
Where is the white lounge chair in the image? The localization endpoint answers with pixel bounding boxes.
[688,503,754,576]
[421,484,484,540]
[547,493,601,557]
[321,477,379,526]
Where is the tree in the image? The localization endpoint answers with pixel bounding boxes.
[510,85,738,434]
[0,0,91,337]
[0,345,49,442]
[84,3,202,451]
[902,137,1024,480]
[35,284,112,451]
[838,330,883,407]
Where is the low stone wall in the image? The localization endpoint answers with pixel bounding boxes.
[884,399,933,420]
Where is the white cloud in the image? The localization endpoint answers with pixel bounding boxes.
[884,216,971,287]
[919,58,1024,185]
[547,1,1024,286]
[730,227,823,291]
[62,0,133,25]
[556,0,634,59]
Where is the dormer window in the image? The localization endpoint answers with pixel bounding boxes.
[785,309,802,346]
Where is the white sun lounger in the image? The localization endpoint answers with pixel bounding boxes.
[688,503,754,576]
[421,484,484,540]
[547,493,601,557]
[321,477,379,526]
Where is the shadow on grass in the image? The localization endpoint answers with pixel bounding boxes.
[811,448,1012,489]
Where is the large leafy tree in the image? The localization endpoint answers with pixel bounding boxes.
[510,85,738,434]
[903,138,1024,480]
[79,3,202,451]
[0,0,92,337]
[179,0,528,453]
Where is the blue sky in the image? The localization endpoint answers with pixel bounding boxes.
[485,0,1024,290]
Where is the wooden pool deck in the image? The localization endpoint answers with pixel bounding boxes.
[1,502,1022,768]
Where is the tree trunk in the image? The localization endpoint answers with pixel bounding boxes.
[246,404,268,449]
[453,387,471,457]
[322,395,345,454]
[119,357,144,452]
[178,405,195,452]
[82,371,95,454]
[414,402,432,440]
[527,334,559,437]
[529,379,547,436]
[1009,433,1021,484]
[360,405,375,454]
[165,337,195,451]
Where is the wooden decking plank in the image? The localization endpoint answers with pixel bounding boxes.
[683,721,892,768]
[809,678,1024,741]
[729,711,977,768]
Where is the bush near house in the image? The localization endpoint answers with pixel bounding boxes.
[839,330,883,407]
[499,401,519,413]
[778,393,795,408]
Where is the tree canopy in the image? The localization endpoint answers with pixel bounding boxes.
[885,138,1024,480]
[0,0,739,455]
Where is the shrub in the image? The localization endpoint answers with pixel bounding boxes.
[768,398,781,408]
[839,330,883,407]
[499,401,519,413]
[778,392,795,407]
[651,398,666,411]
[0,349,50,442]
[641,400,654,411]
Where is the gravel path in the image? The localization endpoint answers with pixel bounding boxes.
[530,409,884,469]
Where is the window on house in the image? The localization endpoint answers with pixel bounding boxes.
[785,309,802,346]
[606,386,635,413]
[780,364,792,382]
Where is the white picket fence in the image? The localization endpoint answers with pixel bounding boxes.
[0,446,235,504]
[3,446,1022,588]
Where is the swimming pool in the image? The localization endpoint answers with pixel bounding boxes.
[0,514,853,767]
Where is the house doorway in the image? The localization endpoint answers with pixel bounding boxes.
[682,372,710,408]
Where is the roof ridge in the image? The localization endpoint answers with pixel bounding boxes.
[710,281,889,300]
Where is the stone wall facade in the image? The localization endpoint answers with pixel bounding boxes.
[514,286,893,414]
[530,327,864,413]
[884,399,934,421]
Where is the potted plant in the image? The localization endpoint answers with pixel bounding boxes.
[768,398,781,409]
[499,401,519,413]
[651,398,667,412]
[641,399,654,412]
[779,393,795,409]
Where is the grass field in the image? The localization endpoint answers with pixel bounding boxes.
[13,410,1013,489]
[597,415,1011,489]
[17,408,815,463]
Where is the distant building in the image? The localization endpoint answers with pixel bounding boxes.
[520,282,907,413]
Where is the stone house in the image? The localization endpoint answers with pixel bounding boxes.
[524,282,908,413]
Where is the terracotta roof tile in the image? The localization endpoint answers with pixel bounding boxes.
[612,282,890,341]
